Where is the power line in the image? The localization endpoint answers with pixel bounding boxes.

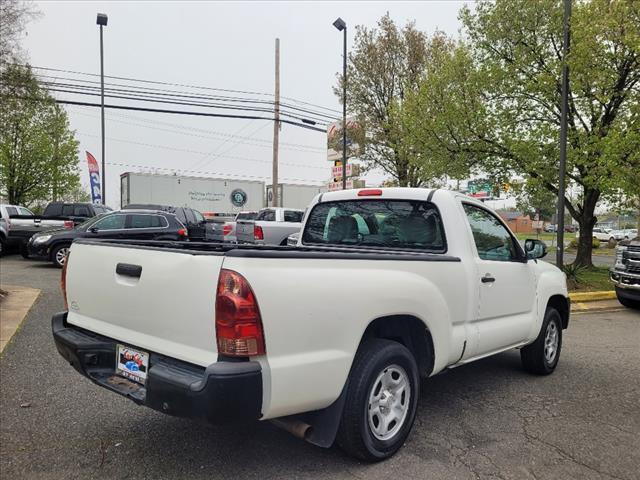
[20,63,342,115]
[27,98,327,132]
[35,73,340,122]
[67,106,325,152]
[37,84,332,126]
[76,131,326,170]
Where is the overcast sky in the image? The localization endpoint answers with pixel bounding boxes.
[23,0,473,207]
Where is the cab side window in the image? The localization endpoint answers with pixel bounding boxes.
[463,204,518,261]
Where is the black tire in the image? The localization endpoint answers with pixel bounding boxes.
[521,307,563,375]
[336,339,419,462]
[50,244,71,268]
[616,290,640,310]
[0,237,5,256]
[20,243,30,259]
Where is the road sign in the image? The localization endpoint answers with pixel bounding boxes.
[327,118,362,161]
[327,179,365,191]
[331,163,360,179]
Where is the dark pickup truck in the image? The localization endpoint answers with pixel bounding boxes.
[0,202,111,256]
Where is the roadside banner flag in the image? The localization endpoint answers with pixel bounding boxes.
[86,151,102,204]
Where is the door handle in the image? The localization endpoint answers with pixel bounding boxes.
[116,263,142,278]
[481,274,495,283]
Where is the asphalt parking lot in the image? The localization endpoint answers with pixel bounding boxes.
[1,254,639,480]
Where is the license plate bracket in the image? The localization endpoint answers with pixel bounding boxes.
[116,344,149,385]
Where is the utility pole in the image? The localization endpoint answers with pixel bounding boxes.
[96,13,108,205]
[556,0,571,268]
[272,38,280,208]
[341,24,347,190]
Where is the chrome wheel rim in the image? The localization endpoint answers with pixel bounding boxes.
[56,247,69,266]
[367,364,410,441]
[544,321,559,364]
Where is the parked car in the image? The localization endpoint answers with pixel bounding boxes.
[28,209,187,267]
[0,217,8,256]
[610,236,640,309]
[575,227,613,241]
[209,211,258,243]
[53,188,569,461]
[0,202,110,256]
[609,229,638,241]
[544,224,557,232]
[123,204,209,241]
[235,207,304,245]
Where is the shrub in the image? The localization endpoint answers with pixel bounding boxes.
[569,237,600,249]
[562,263,587,290]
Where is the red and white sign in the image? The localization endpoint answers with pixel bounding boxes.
[327,179,365,191]
[86,151,102,204]
[331,164,360,179]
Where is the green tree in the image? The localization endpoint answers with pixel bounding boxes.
[0,64,82,206]
[336,14,455,186]
[404,0,640,266]
[514,179,558,221]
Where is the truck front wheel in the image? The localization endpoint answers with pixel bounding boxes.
[337,339,419,462]
[520,307,563,375]
[616,289,640,310]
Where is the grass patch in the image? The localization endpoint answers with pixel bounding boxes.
[563,265,613,292]
[515,232,557,242]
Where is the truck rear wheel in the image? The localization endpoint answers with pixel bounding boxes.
[520,307,563,375]
[337,339,419,462]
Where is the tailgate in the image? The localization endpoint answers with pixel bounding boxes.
[235,220,256,243]
[65,241,222,366]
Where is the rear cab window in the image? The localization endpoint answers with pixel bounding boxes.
[284,210,303,223]
[256,209,276,222]
[302,199,446,252]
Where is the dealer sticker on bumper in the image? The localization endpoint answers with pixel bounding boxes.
[116,344,149,384]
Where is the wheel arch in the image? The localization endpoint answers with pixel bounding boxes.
[48,240,73,260]
[360,314,435,378]
[547,294,570,329]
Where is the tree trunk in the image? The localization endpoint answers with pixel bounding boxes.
[572,188,600,268]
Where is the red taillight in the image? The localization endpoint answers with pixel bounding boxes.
[357,189,383,196]
[60,251,70,310]
[215,269,265,356]
[178,228,188,237]
[223,224,233,236]
[63,220,74,229]
[254,225,264,240]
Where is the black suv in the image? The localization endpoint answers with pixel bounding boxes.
[123,204,209,240]
[28,209,188,267]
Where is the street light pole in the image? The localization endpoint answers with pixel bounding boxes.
[97,13,108,205]
[556,0,571,268]
[333,18,347,190]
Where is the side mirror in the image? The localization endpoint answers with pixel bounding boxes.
[524,239,547,259]
[89,227,99,234]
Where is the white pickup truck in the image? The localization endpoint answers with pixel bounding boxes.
[235,207,304,245]
[52,188,569,461]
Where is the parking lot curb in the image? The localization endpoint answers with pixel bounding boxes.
[569,290,617,302]
[0,285,41,354]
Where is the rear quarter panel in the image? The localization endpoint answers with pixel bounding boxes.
[223,255,468,419]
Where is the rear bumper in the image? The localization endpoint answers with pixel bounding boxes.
[51,312,262,423]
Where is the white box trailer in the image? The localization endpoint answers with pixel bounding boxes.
[120,172,265,214]
[266,183,327,210]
